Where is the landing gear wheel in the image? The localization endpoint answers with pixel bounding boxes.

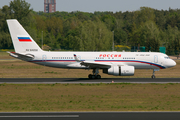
[88,74,101,79]
[88,74,92,79]
[151,69,156,79]
[97,75,101,79]
[151,75,156,79]
[91,75,95,79]
[88,68,101,79]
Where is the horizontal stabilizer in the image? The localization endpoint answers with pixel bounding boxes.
[7,51,34,61]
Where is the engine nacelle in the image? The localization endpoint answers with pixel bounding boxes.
[103,66,135,76]
[120,66,134,76]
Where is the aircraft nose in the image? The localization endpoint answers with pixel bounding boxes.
[165,59,176,68]
[169,60,176,68]
[172,60,176,67]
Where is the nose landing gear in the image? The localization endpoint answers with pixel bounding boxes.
[88,68,101,79]
[151,69,155,79]
[151,69,159,79]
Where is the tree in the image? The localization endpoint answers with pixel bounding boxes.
[136,7,155,25]
[64,19,112,51]
[0,32,12,49]
[46,17,63,37]
[0,0,34,49]
[9,0,32,21]
[101,14,116,31]
[165,25,180,55]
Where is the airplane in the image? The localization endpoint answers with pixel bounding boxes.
[6,19,176,79]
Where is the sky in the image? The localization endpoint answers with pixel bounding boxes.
[1,0,180,13]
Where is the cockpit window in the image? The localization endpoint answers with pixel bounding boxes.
[164,57,170,59]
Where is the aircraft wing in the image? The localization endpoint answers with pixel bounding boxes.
[7,52,34,61]
[80,61,112,68]
[74,54,112,68]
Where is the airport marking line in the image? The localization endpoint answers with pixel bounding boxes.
[0,115,79,118]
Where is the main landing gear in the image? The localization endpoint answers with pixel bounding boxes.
[88,68,101,79]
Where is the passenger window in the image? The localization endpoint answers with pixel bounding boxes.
[164,57,170,59]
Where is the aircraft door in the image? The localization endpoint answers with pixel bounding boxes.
[154,55,158,63]
[42,55,47,61]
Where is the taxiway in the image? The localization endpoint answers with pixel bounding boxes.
[0,78,180,84]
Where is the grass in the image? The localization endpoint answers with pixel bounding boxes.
[0,51,14,59]
[0,83,180,111]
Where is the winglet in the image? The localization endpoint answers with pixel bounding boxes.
[74,54,81,62]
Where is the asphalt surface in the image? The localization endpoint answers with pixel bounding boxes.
[0,78,180,84]
[0,112,180,120]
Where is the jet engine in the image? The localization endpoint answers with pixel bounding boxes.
[103,66,135,76]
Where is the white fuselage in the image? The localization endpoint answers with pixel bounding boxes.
[28,51,176,70]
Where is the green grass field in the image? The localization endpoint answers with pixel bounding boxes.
[0,83,180,112]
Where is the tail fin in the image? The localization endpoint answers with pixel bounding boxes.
[7,19,42,53]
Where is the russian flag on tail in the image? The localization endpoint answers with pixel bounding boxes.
[18,37,32,42]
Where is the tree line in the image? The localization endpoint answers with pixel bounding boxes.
[1,0,180,55]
